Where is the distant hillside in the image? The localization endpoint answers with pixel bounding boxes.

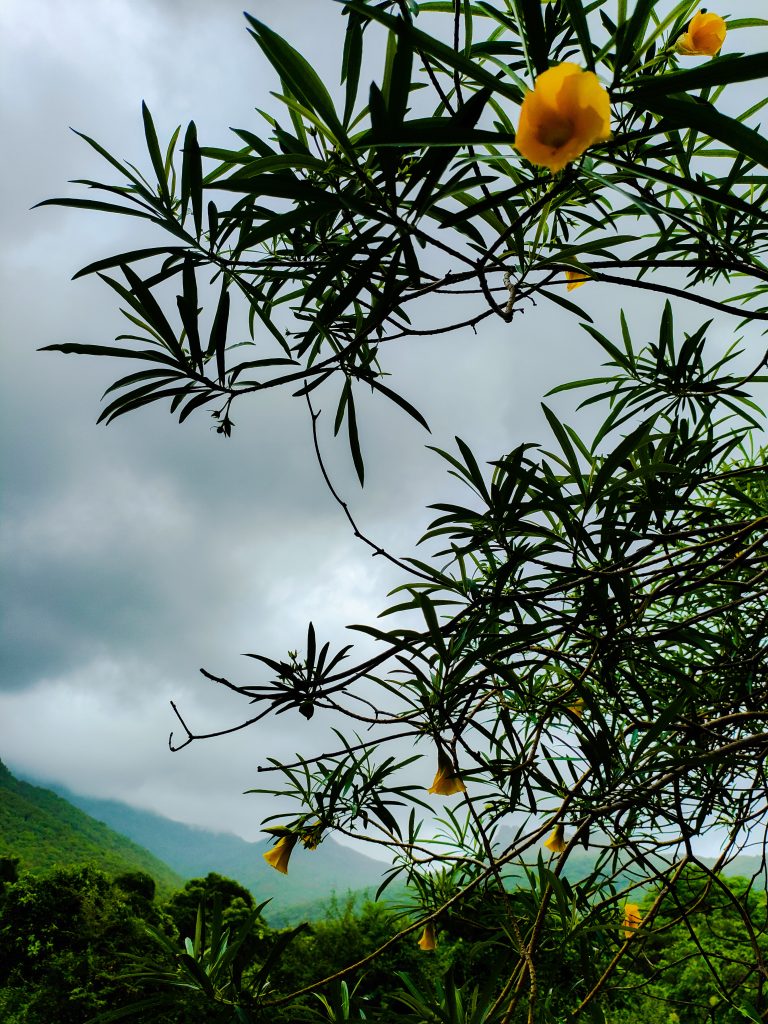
[0,759,182,896]
[25,777,389,923]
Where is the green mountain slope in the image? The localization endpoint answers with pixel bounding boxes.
[31,779,388,922]
[0,759,182,896]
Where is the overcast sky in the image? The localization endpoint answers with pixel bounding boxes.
[1,1,766,849]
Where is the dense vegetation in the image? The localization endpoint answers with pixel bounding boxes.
[1,855,766,1023]
[0,761,182,897]
[16,770,391,921]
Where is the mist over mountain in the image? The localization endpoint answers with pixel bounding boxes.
[0,759,182,896]
[11,765,388,920]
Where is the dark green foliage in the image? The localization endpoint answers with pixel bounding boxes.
[0,864,162,1024]
[272,896,436,1015]
[38,778,387,920]
[166,873,268,987]
[614,867,768,1024]
[0,761,182,896]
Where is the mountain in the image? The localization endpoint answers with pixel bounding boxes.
[0,759,182,896]
[20,774,389,922]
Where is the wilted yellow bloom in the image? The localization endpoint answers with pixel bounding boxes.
[301,821,324,850]
[543,823,567,854]
[516,63,611,173]
[567,697,585,717]
[675,10,726,55]
[566,270,589,291]
[428,752,467,796]
[418,922,437,950]
[623,902,642,935]
[263,835,297,874]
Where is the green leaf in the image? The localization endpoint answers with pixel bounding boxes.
[561,0,594,69]
[345,2,524,104]
[39,342,181,367]
[68,128,157,197]
[178,390,215,423]
[367,376,431,431]
[208,282,231,385]
[606,157,757,218]
[642,94,768,169]
[121,264,186,361]
[33,197,154,220]
[177,257,203,371]
[181,120,203,236]
[624,52,768,99]
[538,287,594,323]
[72,246,183,280]
[341,7,364,126]
[613,0,656,78]
[142,101,171,207]
[514,0,548,74]
[347,388,365,486]
[244,15,345,140]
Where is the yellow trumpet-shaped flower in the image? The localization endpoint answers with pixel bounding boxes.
[516,63,611,174]
[567,697,585,717]
[418,922,437,950]
[543,823,567,855]
[301,821,324,850]
[675,11,726,56]
[263,834,298,874]
[623,902,642,936]
[566,270,590,291]
[427,751,467,796]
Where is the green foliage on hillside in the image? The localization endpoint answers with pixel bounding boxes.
[0,863,163,1024]
[38,779,388,917]
[0,761,182,897]
[2,855,765,1024]
[616,867,768,1024]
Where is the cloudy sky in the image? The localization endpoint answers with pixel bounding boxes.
[1,1,766,848]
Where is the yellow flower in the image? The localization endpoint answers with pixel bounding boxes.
[418,922,437,950]
[675,11,726,56]
[567,697,585,717]
[300,821,324,850]
[515,63,611,174]
[543,823,567,855]
[566,270,590,291]
[623,902,642,935]
[263,835,297,874]
[427,751,467,796]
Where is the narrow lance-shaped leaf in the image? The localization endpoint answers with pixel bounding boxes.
[208,282,231,385]
[512,0,548,74]
[177,257,203,372]
[119,264,186,362]
[181,120,203,236]
[612,0,656,80]
[624,53,768,100]
[347,387,365,485]
[341,8,364,126]
[643,94,768,170]
[561,0,595,69]
[142,101,172,208]
[244,14,345,141]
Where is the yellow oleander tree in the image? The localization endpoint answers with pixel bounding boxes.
[42,2,768,1021]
